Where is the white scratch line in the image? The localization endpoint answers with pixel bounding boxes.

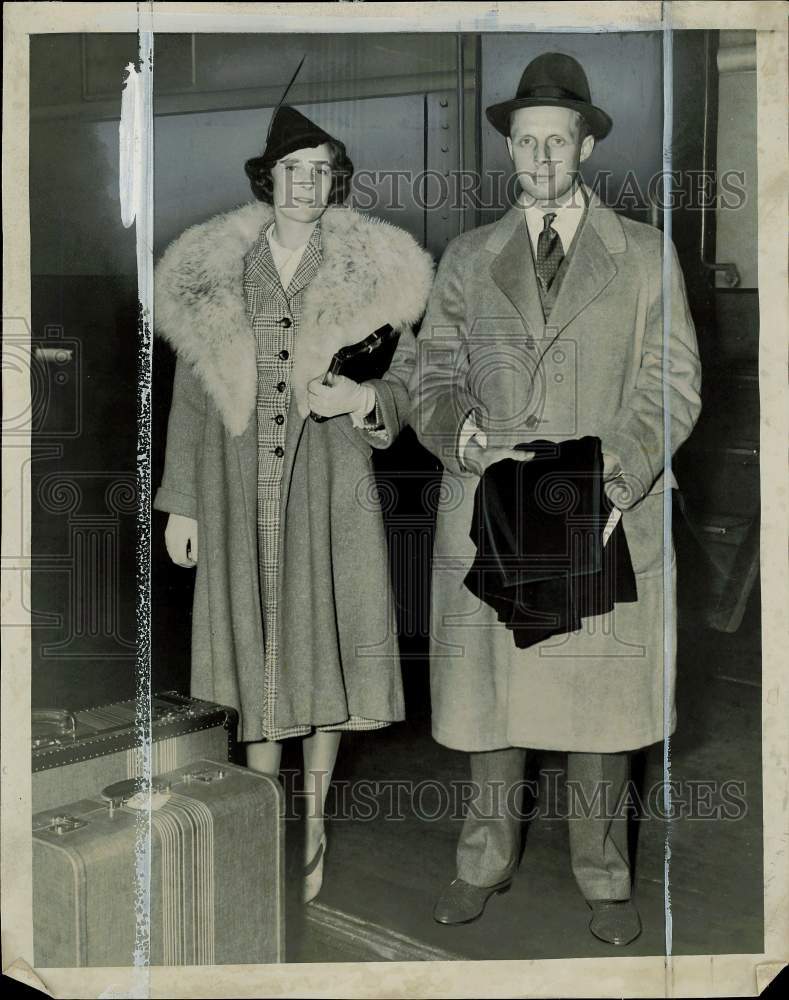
[119,15,154,1000]
[661,0,675,986]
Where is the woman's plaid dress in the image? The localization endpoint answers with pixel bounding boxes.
[243,221,389,741]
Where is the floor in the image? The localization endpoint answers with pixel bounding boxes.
[283,590,763,963]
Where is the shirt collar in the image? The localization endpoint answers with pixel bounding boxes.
[520,182,588,252]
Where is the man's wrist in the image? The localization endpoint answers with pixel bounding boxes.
[458,413,488,470]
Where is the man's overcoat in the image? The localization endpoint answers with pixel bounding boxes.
[409,189,702,753]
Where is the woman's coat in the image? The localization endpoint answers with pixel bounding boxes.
[409,189,702,754]
[153,203,434,742]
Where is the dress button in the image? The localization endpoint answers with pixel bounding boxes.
[273,446,284,458]
[279,349,290,360]
[525,415,539,430]
[279,317,292,328]
[276,381,286,392]
[274,414,285,425]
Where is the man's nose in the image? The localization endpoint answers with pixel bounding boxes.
[538,141,554,163]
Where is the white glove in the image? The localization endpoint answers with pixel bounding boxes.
[165,513,198,568]
[307,373,376,420]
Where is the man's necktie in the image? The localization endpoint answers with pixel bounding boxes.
[535,212,565,292]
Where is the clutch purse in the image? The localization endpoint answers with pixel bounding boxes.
[310,324,400,423]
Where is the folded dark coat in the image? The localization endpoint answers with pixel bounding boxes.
[463,437,637,649]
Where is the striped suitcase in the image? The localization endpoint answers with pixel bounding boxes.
[32,760,284,967]
[32,692,238,813]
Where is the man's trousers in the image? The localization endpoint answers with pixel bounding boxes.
[456,748,632,901]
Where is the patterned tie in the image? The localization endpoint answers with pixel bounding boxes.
[535,212,565,292]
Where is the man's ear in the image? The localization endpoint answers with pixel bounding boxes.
[506,136,514,161]
[579,134,595,163]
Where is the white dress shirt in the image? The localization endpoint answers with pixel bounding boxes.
[266,222,311,293]
[521,192,586,260]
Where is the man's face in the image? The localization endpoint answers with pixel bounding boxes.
[271,143,333,222]
[507,106,595,205]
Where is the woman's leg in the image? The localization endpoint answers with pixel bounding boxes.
[302,730,342,861]
[246,740,283,775]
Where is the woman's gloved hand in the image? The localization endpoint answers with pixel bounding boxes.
[307,373,376,420]
[165,513,198,568]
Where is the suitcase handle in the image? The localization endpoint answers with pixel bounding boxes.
[101,776,172,816]
[31,709,77,749]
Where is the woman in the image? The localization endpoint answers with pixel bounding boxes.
[153,104,433,902]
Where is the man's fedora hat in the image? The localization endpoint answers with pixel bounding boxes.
[485,52,612,140]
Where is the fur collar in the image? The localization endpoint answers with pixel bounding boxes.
[154,202,434,434]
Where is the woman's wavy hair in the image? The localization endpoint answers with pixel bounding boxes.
[244,139,354,206]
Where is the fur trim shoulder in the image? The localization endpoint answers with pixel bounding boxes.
[154,203,434,434]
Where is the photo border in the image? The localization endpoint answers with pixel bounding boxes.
[2,3,786,996]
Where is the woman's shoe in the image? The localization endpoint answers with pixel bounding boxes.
[303,832,327,904]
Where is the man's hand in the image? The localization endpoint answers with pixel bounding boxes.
[603,451,636,508]
[308,374,374,419]
[463,439,535,477]
[165,513,198,568]
[603,451,623,481]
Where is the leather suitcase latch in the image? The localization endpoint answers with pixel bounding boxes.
[182,767,227,784]
[47,814,87,835]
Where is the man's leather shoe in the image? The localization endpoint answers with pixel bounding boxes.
[587,898,642,945]
[433,876,512,925]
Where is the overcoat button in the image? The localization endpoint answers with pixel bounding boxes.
[279,349,290,360]
[273,446,284,458]
[276,381,286,392]
[525,415,539,430]
[274,414,285,425]
[279,317,292,328]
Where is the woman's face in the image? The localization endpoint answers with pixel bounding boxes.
[270,143,334,223]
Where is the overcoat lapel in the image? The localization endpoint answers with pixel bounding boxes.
[488,193,624,339]
[489,207,546,338]
[546,208,618,334]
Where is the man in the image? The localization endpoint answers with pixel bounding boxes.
[409,52,701,945]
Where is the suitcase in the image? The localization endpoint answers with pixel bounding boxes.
[32,692,238,813]
[33,760,284,967]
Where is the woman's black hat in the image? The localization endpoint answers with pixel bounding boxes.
[260,105,336,166]
[485,52,612,140]
[257,55,337,166]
